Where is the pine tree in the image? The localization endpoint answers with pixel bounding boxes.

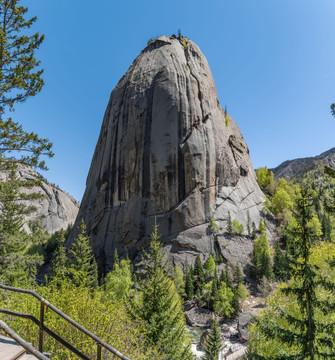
[174,264,186,298]
[273,242,289,281]
[0,0,52,169]
[247,211,251,236]
[250,231,273,281]
[205,254,216,279]
[202,319,221,360]
[113,248,120,269]
[185,266,194,300]
[224,263,233,289]
[249,186,335,359]
[233,263,243,286]
[50,230,68,279]
[69,220,98,288]
[133,224,193,360]
[226,211,232,233]
[194,254,205,291]
[0,0,44,114]
[251,221,257,238]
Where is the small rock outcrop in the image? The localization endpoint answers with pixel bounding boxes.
[0,165,79,234]
[70,35,266,273]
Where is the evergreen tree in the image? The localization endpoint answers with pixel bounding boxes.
[231,219,244,235]
[247,211,251,236]
[233,263,243,287]
[0,0,44,114]
[113,248,120,269]
[259,220,265,234]
[202,318,221,360]
[224,263,233,289]
[273,242,289,281]
[0,165,43,284]
[250,231,273,281]
[194,254,205,291]
[69,220,98,288]
[251,221,257,239]
[249,186,335,359]
[226,211,232,233]
[50,230,68,279]
[185,266,194,300]
[174,264,186,298]
[205,254,216,279]
[133,224,193,360]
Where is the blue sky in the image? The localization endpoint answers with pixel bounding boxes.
[12,0,335,201]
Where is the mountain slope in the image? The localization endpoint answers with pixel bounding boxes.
[271,148,335,181]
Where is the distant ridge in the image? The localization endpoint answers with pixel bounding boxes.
[270,148,335,180]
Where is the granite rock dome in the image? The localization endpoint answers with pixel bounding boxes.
[70,36,266,272]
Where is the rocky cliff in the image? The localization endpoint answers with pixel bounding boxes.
[0,165,79,234]
[70,35,266,273]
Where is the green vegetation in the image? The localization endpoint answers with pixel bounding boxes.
[0,279,162,360]
[231,218,244,235]
[225,106,229,127]
[68,220,98,288]
[250,229,273,281]
[131,224,193,360]
[249,186,335,359]
[202,318,222,360]
[209,216,219,232]
[256,167,275,195]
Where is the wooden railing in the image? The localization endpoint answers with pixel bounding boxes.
[0,283,131,360]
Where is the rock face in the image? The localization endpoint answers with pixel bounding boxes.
[70,35,266,273]
[271,147,335,180]
[0,165,79,234]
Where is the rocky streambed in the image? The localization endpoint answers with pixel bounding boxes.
[185,296,265,359]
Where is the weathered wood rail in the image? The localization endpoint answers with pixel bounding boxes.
[0,284,131,360]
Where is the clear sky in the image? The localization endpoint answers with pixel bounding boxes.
[12,0,335,202]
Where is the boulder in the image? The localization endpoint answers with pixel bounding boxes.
[69,35,266,273]
[185,306,215,327]
[238,310,256,343]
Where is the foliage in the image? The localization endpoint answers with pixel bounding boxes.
[194,254,205,292]
[202,318,222,360]
[132,224,193,360]
[213,281,234,317]
[68,219,98,288]
[185,265,194,300]
[273,242,289,281]
[250,231,273,281]
[249,188,335,359]
[50,230,68,279]
[271,179,294,216]
[105,258,134,302]
[331,103,335,117]
[174,264,186,298]
[205,254,216,278]
[0,279,162,360]
[256,167,275,195]
[209,216,218,232]
[233,263,244,286]
[231,218,244,235]
[0,0,44,114]
[225,106,229,127]
[226,211,232,233]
